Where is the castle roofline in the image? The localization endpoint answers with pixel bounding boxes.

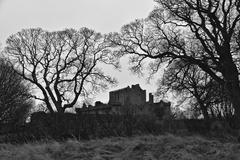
[109,84,143,93]
[109,86,130,93]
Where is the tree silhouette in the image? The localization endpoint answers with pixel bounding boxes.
[157,59,231,120]
[0,58,32,126]
[108,0,240,119]
[5,28,118,113]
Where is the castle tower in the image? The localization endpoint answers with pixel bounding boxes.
[149,93,154,104]
[108,84,146,106]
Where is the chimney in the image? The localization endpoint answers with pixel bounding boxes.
[149,93,153,104]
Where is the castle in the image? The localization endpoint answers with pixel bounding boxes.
[76,84,171,119]
[108,84,147,106]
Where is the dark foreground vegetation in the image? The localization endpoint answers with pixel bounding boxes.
[0,112,239,144]
[0,134,239,160]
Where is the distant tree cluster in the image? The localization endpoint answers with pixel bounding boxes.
[156,59,233,120]
[0,58,32,126]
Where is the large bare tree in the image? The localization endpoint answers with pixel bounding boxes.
[5,28,118,113]
[108,0,240,119]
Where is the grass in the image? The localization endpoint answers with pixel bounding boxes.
[0,134,239,160]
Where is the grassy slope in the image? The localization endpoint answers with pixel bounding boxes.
[0,134,239,160]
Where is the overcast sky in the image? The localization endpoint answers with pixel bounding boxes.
[0,0,162,103]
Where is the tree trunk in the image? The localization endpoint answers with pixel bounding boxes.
[56,106,65,114]
[221,48,240,128]
[45,101,54,114]
[190,88,211,129]
[225,80,240,117]
[224,81,240,129]
[201,105,209,120]
[55,102,65,114]
[195,95,209,120]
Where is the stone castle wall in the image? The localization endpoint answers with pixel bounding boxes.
[108,84,146,106]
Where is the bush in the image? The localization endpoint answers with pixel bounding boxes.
[0,59,32,131]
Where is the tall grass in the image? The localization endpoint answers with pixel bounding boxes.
[0,134,239,160]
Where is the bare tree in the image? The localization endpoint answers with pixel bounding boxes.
[5,28,119,113]
[108,0,240,119]
[0,58,32,125]
[157,59,231,120]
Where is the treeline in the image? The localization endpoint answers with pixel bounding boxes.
[0,111,235,144]
[0,0,240,142]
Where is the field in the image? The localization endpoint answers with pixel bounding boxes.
[0,134,239,160]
